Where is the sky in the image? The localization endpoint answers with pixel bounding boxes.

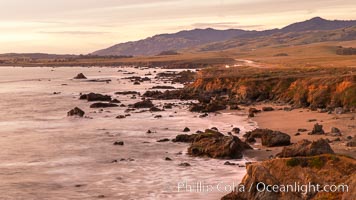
[0,0,355,54]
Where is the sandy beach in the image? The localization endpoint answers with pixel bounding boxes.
[244,104,356,159]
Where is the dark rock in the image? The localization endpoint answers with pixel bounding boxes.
[178,162,191,167]
[183,127,190,132]
[276,139,334,157]
[67,107,85,117]
[90,103,118,108]
[152,86,175,89]
[73,73,87,79]
[147,130,152,134]
[154,115,162,118]
[307,119,317,122]
[165,157,172,161]
[133,81,140,85]
[172,134,197,143]
[199,113,209,118]
[346,136,356,147]
[246,137,256,143]
[111,99,121,103]
[262,107,274,111]
[80,93,112,102]
[309,123,325,135]
[189,100,227,113]
[230,104,240,110]
[224,161,237,166]
[188,129,252,159]
[211,127,219,131]
[295,133,301,136]
[113,141,124,146]
[157,138,170,142]
[133,100,154,108]
[261,131,291,147]
[116,115,126,119]
[232,127,240,134]
[163,103,173,109]
[298,128,308,132]
[330,127,341,136]
[149,107,162,112]
[244,129,291,147]
[115,91,140,95]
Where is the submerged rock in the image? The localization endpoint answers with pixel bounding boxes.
[67,107,85,117]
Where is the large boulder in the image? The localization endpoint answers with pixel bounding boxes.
[188,129,252,159]
[133,100,154,108]
[80,92,112,102]
[222,155,356,200]
[67,107,85,117]
[276,139,334,158]
[244,129,291,147]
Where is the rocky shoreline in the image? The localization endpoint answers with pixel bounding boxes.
[131,66,356,199]
[14,65,355,199]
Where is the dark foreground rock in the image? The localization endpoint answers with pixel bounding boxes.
[221,155,356,200]
[80,93,112,102]
[276,139,334,158]
[67,107,85,117]
[90,103,119,108]
[244,129,291,147]
[187,129,252,159]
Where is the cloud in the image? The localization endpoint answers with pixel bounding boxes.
[191,22,263,30]
[39,31,110,35]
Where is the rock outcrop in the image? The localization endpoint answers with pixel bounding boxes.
[276,139,334,158]
[244,129,291,147]
[187,129,252,159]
[222,154,356,200]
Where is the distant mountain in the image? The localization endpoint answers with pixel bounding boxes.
[199,26,356,52]
[93,17,356,56]
[281,17,356,32]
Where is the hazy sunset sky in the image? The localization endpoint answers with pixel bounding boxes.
[0,0,355,54]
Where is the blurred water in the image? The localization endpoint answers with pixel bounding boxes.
[0,66,256,200]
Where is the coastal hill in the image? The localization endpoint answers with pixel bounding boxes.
[93,17,356,56]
